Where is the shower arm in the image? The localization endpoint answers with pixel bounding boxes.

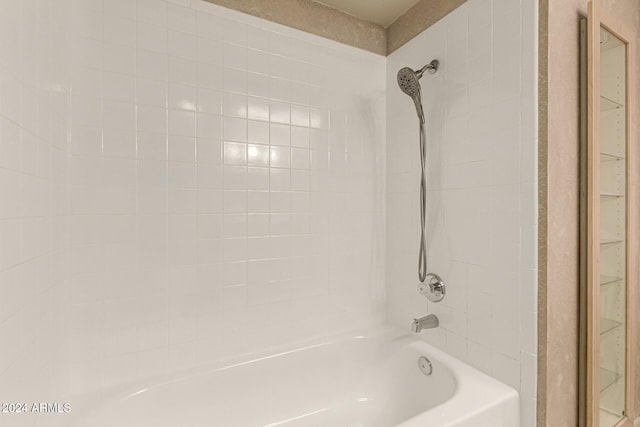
[416,60,439,79]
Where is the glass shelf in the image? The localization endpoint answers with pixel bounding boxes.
[601,95,624,111]
[601,368,623,393]
[600,238,624,246]
[600,367,623,392]
[600,317,623,335]
[600,152,624,162]
[599,408,623,427]
[600,275,623,286]
[600,192,624,199]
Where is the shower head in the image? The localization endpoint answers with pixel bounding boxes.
[397,67,425,124]
[397,67,422,97]
[397,60,439,124]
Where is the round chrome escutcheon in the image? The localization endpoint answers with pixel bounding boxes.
[418,356,432,376]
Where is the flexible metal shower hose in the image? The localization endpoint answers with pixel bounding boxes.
[418,120,427,283]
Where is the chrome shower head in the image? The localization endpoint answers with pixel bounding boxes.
[397,67,422,98]
[397,60,439,124]
[398,67,425,124]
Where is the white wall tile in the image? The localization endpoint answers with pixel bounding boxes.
[168,4,196,34]
[267,124,286,148]
[137,49,168,82]
[138,0,167,26]
[223,117,247,142]
[492,351,521,390]
[468,341,491,374]
[169,57,197,85]
[103,43,136,76]
[0,0,71,406]
[138,21,168,53]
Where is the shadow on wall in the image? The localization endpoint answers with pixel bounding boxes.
[353,91,388,307]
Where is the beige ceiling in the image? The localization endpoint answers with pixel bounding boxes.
[315,0,421,28]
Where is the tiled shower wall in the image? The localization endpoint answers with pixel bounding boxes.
[66,0,386,391]
[0,0,69,408]
[386,0,538,426]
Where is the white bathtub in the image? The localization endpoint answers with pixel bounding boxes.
[58,326,519,427]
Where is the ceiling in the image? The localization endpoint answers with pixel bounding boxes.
[315,0,422,28]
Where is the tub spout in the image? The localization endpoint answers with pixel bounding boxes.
[411,314,439,333]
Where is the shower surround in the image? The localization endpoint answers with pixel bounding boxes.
[63,0,386,392]
[0,0,539,426]
[386,0,538,426]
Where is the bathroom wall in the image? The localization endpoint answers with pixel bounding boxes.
[64,0,386,392]
[386,1,538,427]
[386,0,466,54]
[0,0,70,416]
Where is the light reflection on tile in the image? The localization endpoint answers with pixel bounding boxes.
[223,141,247,165]
[248,144,269,166]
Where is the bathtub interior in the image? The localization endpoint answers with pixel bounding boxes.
[57,328,459,427]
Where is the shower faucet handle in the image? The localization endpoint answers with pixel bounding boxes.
[417,273,445,303]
